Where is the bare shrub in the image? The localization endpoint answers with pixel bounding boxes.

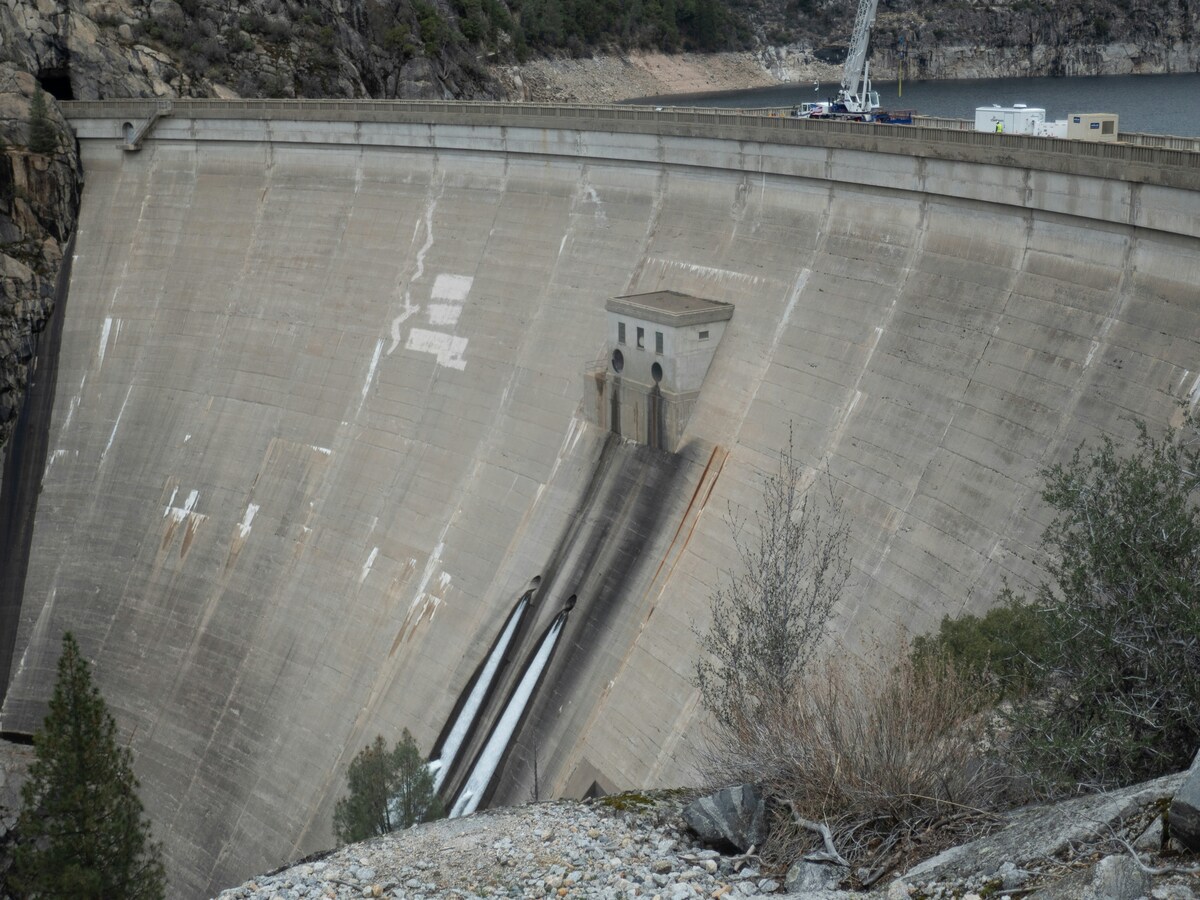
[701,644,1010,873]
[693,427,850,733]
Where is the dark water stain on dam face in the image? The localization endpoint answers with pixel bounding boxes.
[436,439,635,807]
[0,234,74,708]
[473,434,689,808]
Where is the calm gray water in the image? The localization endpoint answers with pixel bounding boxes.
[629,72,1200,137]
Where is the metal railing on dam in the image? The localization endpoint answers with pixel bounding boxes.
[61,98,1200,191]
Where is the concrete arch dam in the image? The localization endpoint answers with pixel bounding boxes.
[3,100,1199,897]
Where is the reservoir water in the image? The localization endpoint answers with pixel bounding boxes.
[630,72,1200,137]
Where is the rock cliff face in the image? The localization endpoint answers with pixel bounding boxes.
[0,64,79,455]
[868,0,1200,79]
[1,0,1199,112]
[0,0,503,102]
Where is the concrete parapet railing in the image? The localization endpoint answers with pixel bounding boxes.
[59,98,1200,188]
[915,113,1200,152]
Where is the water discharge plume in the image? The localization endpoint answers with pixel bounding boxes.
[449,603,572,818]
[427,586,535,793]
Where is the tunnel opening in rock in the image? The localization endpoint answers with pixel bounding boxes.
[37,69,73,101]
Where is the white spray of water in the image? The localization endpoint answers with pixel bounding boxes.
[449,612,567,818]
[428,595,529,794]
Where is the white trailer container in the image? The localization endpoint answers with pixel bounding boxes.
[975,104,1047,134]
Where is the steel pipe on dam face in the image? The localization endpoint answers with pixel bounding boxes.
[4,104,1200,896]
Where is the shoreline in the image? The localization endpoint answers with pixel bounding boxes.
[488,43,1200,106]
[491,49,844,104]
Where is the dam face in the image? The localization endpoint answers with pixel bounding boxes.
[4,101,1200,896]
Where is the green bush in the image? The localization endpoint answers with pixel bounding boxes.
[916,415,1200,796]
[1009,416,1200,792]
[414,1,452,54]
[911,596,1049,698]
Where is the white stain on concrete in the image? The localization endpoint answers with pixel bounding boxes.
[428,304,463,326]
[236,503,259,539]
[360,546,379,583]
[407,535,454,620]
[661,260,766,286]
[406,329,468,371]
[1084,340,1100,368]
[846,389,862,420]
[165,489,200,523]
[100,385,133,463]
[98,317,114,369]
[431,273,473,302]
[536,415,588,505]
[359,338,384,410]
[388,192,440,354]
[730,269,811,444]
[388,272,475,366]
[582,185,607,224]
[61,375,86,432]
[42,448,67,481]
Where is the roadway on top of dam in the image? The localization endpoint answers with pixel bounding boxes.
[62,97,1200,193]
[7,98,1200,896]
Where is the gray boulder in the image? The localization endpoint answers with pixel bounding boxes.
[1027,854,1150,900]
[785,859,847,893]
[904,771,1184,884]
[1169,747,1200,851]
[682,784,767,853]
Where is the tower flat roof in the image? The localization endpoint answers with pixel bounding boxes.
[606,290,734,327]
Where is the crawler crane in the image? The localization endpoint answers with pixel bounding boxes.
[797,0,886,120]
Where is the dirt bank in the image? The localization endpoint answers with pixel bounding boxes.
[492,49,843,104]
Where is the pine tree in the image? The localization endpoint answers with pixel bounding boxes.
[28,89,57,156]
[333,730,443,844]
[12,633,166,900]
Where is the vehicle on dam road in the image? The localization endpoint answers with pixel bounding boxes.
[793,0,914,125]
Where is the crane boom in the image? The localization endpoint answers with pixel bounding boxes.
[837,0,880,113]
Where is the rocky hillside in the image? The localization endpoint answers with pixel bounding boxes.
[0,64,79,455]
[214,773,1200,900]
[1,0,1198,107]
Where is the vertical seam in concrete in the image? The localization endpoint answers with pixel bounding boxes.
[864,191,931,583]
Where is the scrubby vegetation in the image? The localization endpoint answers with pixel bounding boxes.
[693,427,850,735]
[935,415,1200,794]
[694,413,1200,878]
[27,90,57,155]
